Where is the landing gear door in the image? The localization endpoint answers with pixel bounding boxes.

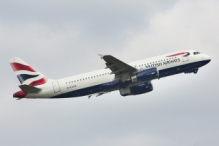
[52,81,61,93]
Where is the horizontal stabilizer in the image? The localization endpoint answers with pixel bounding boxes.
[19,85,41,94]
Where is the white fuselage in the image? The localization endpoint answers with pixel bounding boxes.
[21,50,211,99]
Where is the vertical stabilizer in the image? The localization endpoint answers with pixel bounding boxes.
[9,57,48,87]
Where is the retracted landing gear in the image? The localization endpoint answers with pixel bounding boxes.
[193,70,198,74]
[184,68,199,74]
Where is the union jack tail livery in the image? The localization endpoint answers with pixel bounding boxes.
[9,57,48,98]
[9,57,47,86]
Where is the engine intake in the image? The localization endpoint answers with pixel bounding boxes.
[119,82,153,96]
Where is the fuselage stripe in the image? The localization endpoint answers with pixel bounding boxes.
[29,77,47,86]
[167,52,189,57]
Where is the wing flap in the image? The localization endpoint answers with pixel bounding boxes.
[101,55,136,75]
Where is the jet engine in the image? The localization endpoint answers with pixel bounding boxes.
[131,68,158,82]
[119,82,153,96]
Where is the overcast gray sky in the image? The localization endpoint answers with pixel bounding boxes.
[0,0,218,146]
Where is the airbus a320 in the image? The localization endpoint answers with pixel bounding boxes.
[9,50,211,99]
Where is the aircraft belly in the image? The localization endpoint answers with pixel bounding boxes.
[52,76,114,98]
[159,60,209,78]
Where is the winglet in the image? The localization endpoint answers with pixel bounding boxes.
[98,54,104,59]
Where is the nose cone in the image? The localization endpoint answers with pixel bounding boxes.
[205,55,211,61]
[202,54,211,65]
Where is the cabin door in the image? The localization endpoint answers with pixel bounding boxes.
[182,56,189,62]
[52,81,61,93]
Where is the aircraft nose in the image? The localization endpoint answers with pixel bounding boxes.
[203,54,211,64]
[205,55,211,61]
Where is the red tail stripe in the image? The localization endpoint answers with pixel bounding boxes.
[167,52,188,57]
[10,63,36,72]
[29,77,47,87]
[13,90,26,98]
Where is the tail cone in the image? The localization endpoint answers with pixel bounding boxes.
[13,91,26,98]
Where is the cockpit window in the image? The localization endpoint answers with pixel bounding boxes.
[194,52,201,55]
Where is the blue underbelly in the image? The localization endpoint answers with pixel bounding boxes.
[51,60,209,98]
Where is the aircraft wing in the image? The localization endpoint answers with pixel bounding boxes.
[99,55,137,75]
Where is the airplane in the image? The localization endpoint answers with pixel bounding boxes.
[9,50,211,99]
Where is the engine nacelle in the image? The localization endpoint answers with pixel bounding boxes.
[131,68,158,82]
[119,82,153,96]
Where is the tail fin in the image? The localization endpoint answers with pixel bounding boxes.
[9,57,48,86]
